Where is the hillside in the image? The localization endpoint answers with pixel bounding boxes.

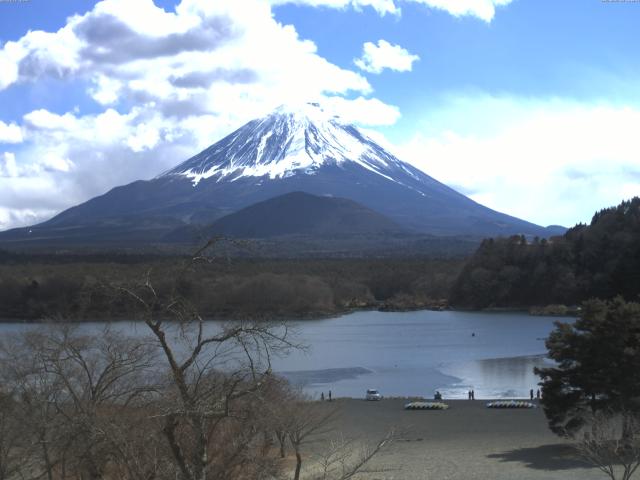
[450,197,640,309]
[201,192,404,238]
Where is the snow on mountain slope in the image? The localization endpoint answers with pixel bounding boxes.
[162,102,422,189]
[0,102,562,246]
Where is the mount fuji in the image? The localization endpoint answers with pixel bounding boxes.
[0,103,562,247]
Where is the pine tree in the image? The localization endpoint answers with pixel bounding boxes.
[536,298,640,436]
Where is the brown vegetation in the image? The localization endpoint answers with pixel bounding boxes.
[576,411,640,480]
[0,256,462,321]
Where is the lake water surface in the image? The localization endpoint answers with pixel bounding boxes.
[272,310,566,399]
[0,310,568,400]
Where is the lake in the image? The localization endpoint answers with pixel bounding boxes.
[0,310,567,400]
[272,310,565,399]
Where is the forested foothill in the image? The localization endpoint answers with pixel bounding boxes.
[450,197,640,310]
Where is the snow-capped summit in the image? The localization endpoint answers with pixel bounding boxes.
[162,102,420,188]
[0,102,562,246]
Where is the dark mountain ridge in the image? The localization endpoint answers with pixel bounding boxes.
[206,191,404,238]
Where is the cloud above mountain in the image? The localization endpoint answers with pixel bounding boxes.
[355,40,419,74]
[0,121,23,144]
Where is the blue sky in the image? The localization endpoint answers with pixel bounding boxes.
[277,1,640,102]
[0,0,639,230]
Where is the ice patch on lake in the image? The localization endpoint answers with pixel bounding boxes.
[279,367,373,386]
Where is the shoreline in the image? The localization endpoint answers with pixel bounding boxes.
[0,304,579,324]
[282,352,550,401]
[307,398,600,479]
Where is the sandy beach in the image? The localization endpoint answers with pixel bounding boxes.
[303,398,604,480]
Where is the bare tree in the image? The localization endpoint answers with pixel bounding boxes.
[0,325,163,480]
[309,431,396,480]
[0,391,29,480]
[0,330,65,480]
[115,242,299,480]
[33,326,158,479]
[283,397,338,480]
[246,376,395,480]
[576,410,640,480]
[259,376,299,460]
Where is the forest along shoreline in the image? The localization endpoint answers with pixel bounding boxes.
[0,302,579,324]
[0,255,462,322]
[0,253,582,323]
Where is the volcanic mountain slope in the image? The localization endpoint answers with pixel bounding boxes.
[0,103,562,246]
[174,191,405,240]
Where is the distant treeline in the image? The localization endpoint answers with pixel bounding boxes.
[450,197,640,309]
[0,249,180,265]
[0,256,462,321]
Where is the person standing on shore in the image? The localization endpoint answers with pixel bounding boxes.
[530,389,534,400]
[536,389,541,400]
[329,390,332,402]
[471,390,475,400]
[321,392,325,401]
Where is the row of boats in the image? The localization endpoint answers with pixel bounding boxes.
[403,400,537,410]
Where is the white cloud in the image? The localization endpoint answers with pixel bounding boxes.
[0,162,71,229]
[41,153,75,173]
[271,0,513,21]
[127,123,161,152]
[22,107,182,159]
[392,95,640,227]
[410,0,513,22]
[0,150,74,178]
[0,0,376,116]
[0,121,23,143]
[23,110,79,131]
[354,39,419,74]
[0,47,20,90]
[0,153,19,177]
[269,0,400,16]
[89,76,123,105]
[0,207,58,232]
[323,96,401,125]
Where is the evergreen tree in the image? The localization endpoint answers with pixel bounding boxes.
[536,298,640,436]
